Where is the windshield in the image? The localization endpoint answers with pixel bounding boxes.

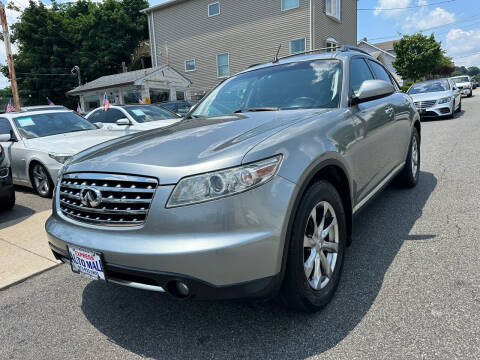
[13,112,97,139]
[408,80,449,94]
[452,76,470,83]
[123,105,180,123]
[191,59,342,117]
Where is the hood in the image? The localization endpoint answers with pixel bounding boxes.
[68,109,329,184]
[409,91,452,102]
[24,129,122,154]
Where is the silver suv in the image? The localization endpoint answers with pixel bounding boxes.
[46,48,421,312]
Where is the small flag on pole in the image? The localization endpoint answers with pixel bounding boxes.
[136,93,144,104]
[6,99,14,113]
[103,92,111,111]
[76,102,84,115]
[46,97,55,106]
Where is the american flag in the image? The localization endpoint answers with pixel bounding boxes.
[76,102,84,115]
[46,97,55,106]
[103,92,111,111]
[135,93,144,104]
[6,99,14,113]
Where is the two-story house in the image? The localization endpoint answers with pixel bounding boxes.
[141,0,357,100]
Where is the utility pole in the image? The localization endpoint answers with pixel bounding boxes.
[71,66,82,86]
[0,3,20,111]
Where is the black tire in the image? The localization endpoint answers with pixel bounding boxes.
[395,128,420,188]
[281,180,347,313]
[30,162,53,198]
[456,100,462,113]
[467,90,472,98]
[0,189,15,211]
[448,103,455,119]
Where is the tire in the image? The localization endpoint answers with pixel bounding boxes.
[281,180,347,313]
[468,90,472,98]
[456,100,462,113]
[395,128,420,188]
[447,103,455,119]
[0,189,15,211]
[30,162,53,198]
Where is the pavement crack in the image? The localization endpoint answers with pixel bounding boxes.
[0,237,58,264]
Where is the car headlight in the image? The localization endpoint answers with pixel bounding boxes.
[167,155,283,208]
[438,97,452,104]
[49,153,73,164]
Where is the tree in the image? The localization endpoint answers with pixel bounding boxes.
[393,33,443,81]
[431,55,455,78]
[1,0,148,107]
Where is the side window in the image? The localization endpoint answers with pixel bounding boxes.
[350,58,374,95]
[87,110,106,123]
[105,109,126,124]
[0,118,13,136]
[367,60,393,85]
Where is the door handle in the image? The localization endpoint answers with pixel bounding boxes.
[385,107,394,115]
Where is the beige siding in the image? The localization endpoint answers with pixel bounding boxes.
[150,0,356,96]
[314,0,357,49]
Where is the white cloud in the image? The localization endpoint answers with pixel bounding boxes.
[402,5,455,32]
[374,0,412,18]
[446,28,480,67]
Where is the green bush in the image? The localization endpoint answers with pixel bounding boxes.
[400,85,410,93]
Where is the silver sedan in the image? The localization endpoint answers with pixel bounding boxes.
[0,110,126,197]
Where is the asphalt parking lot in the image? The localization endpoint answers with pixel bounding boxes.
[1,93,480,359]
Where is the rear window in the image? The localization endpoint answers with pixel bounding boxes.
[123,105,180,123]
[408,80,449,94]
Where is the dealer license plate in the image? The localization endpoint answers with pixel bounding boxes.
[68,246,106,281]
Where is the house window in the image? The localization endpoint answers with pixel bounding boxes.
[176,91,186,101]
[290,38,306,55]
[326,38,338,52]
[282,0,299,11]
[150,89,170,103]
[185,59,196,72]
[326,0,341,21]
[208,2,220,17]
[217,53,230,78]
[84,95,100,111]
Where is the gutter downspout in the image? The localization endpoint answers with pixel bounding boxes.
[309,0,313,50]
[151,12,158,67]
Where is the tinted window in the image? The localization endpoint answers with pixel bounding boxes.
[123,105,179,123]
[350,58,374,95]
[87,110,106,123]
[192,59,342,117]
[367,60,393,84]
[105,109,125,124]
[0,118,12,135]
[13,112,96,139]
[408,80,450,94]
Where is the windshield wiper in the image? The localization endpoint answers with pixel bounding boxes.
[233,107,280,113]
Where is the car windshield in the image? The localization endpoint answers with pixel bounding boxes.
[452,76,469,83]
[13,112,97,139]
[191,59,342,117]
[123,105,180,123]
[408,80,449,94]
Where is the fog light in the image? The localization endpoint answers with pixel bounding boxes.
[176,282,190,297]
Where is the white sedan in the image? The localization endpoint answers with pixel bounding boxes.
[86,104,182,132]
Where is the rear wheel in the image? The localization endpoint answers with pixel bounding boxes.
[395,128,420,188]
[281,181,347,313]
[30,163,53,198]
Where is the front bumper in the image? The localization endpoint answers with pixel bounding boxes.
[45,176,296,298]
[460,88,471,96]
[416,101,453,117]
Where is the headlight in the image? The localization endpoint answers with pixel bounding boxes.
[49,153,73,164]
[167,155,283,208]
[438,97,452,104]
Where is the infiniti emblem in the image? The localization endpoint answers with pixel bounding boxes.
[80,187,103,208]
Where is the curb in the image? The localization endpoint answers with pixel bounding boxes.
[0,262,63,292]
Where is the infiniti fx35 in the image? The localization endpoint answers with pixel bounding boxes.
[46,49,421,312]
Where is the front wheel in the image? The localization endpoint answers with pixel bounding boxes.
[30,163,53,198]
[468,90,472,98]
[456,100,462,113]
[281,181,347,313]
[395,128,420,188]
[0,189,15,211]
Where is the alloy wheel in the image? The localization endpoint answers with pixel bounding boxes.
[303,201,339,290]
[32,164,50,196]
[411,136,419,178]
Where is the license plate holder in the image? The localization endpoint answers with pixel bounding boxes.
[68,246,106,281]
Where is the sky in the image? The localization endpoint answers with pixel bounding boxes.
[0,0,479,89]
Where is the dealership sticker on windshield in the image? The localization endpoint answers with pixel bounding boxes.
[68,246,106,281]
[132,109,145,116]
[17,117,35,126]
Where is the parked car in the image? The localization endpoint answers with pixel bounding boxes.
[0,110,126,198]
[472,79,478,89]
[407,78,461,118]
[0,144,15,211]
[154,100,197,117]
[46,48,421,312]
[86,104,181,132]
[450,75,473,97]
[22,105,68,112]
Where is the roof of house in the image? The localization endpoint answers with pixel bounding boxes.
[372,40,396,52]
[140,0,188,13]
[357,40,396,59]
[67,65,191,95]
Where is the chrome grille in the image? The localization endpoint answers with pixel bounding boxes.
[59,173,158,226]
[414,100,437,109]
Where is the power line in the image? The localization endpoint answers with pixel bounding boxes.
[358,0,457,11]
[453,51,480,59]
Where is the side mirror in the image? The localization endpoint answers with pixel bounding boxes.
[0,134,10,142]
[352,80,395,105]
[452,86,457,90]
[94,122,104,129]
[116,118,132,126]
